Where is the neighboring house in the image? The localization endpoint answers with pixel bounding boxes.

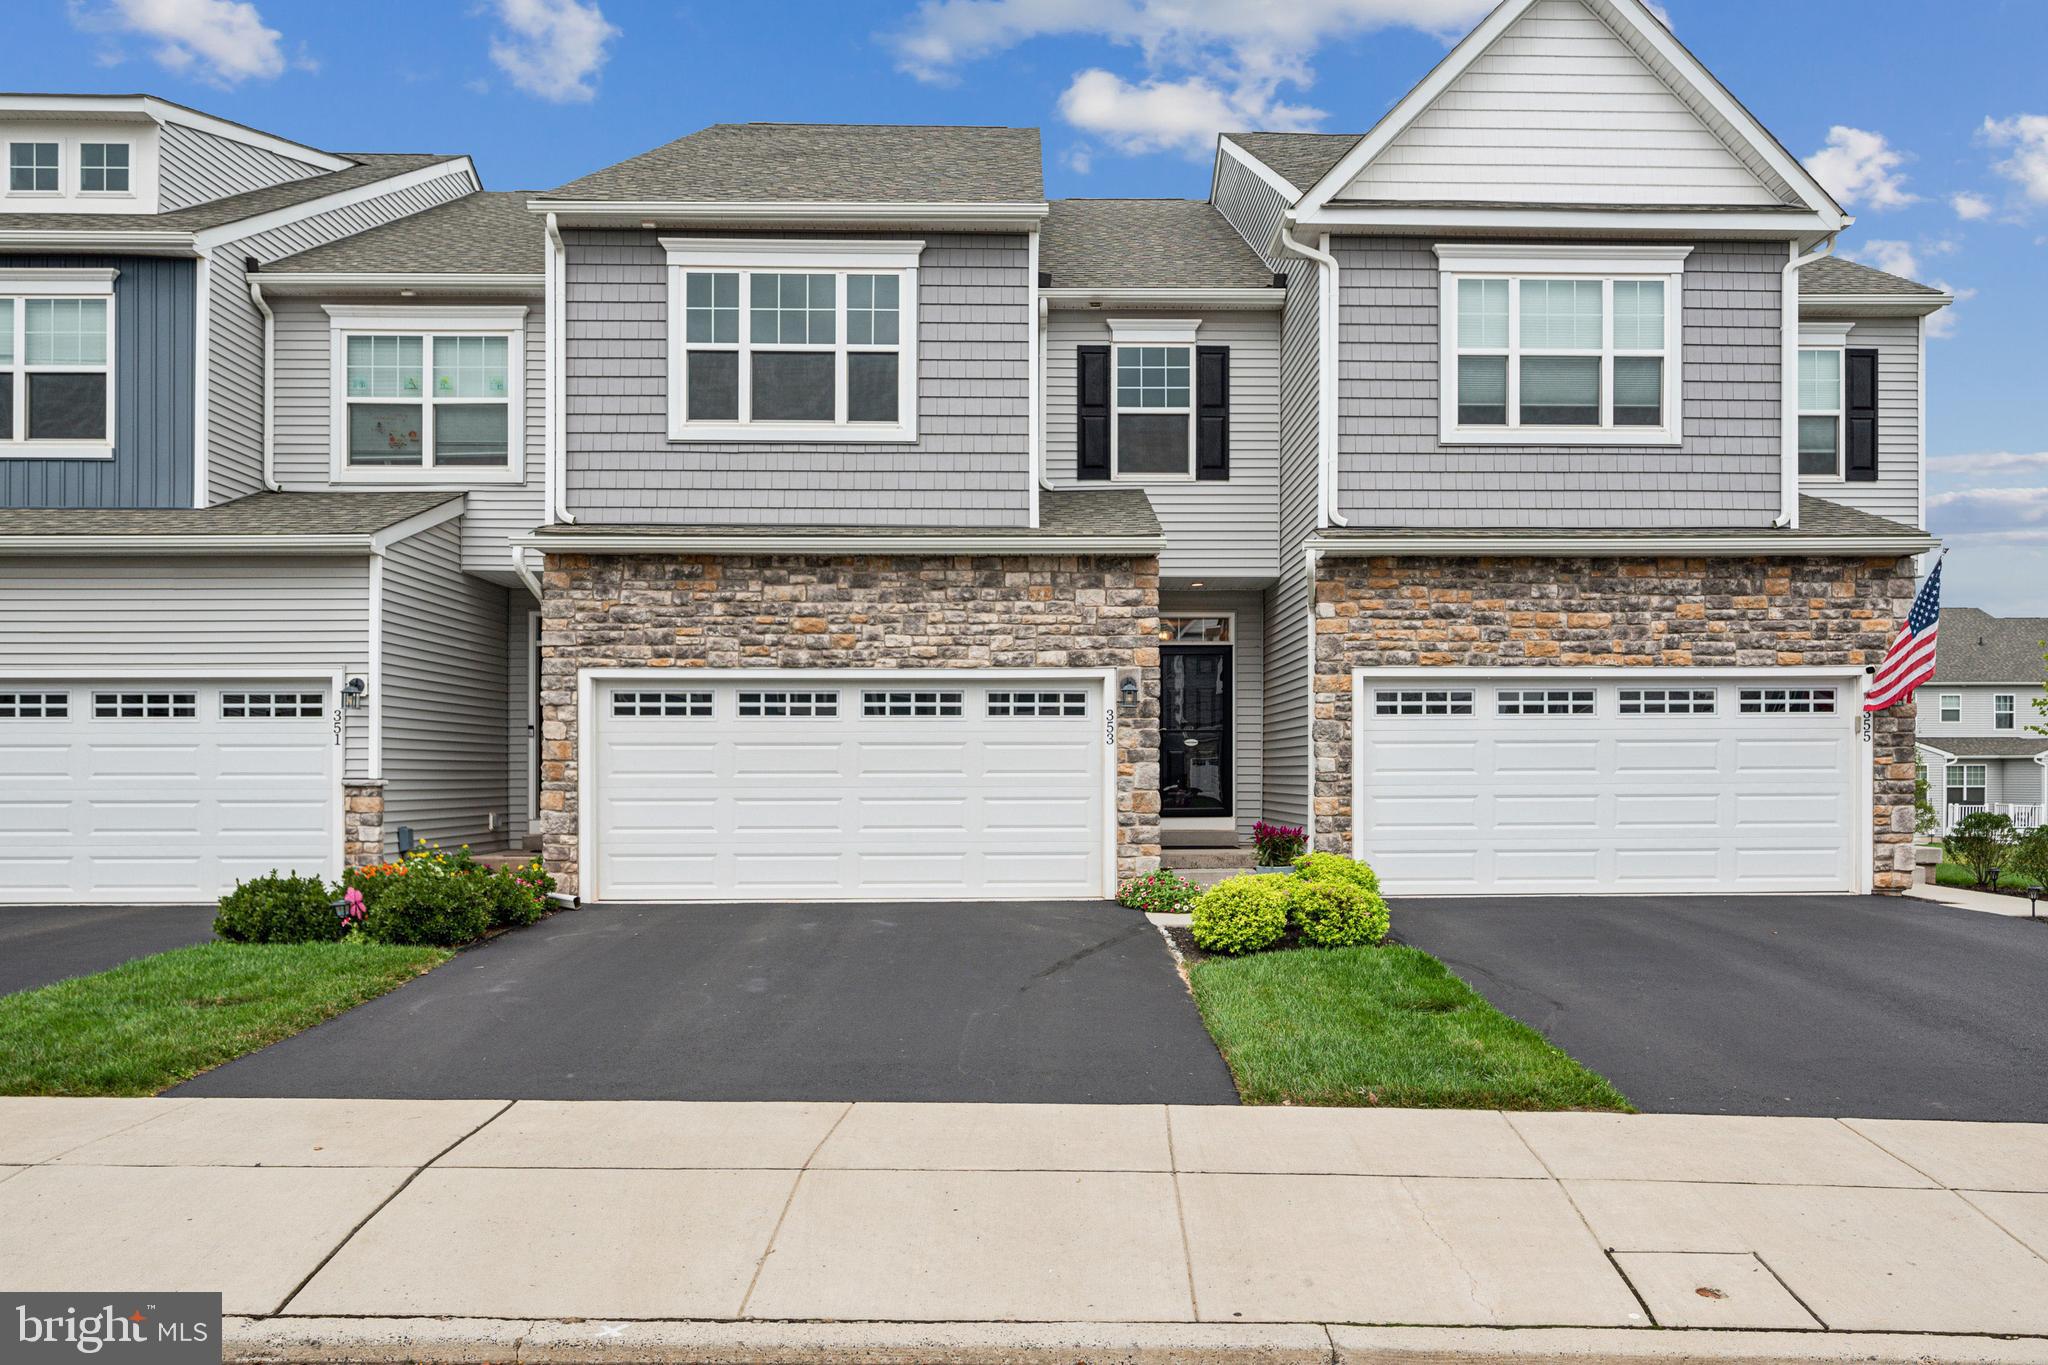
[1917,608,2048,829]
[0,0,1960,907]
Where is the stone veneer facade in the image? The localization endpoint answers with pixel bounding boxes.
[342,781,386,866]
[1312,555,1921,892]
[539,552,1162,897]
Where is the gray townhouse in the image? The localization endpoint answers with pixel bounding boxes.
[1917,608,2047,828]
[0,0,1958,907]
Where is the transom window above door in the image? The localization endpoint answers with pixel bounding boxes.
[1435,244,1688,447]
[326,306,526,482]
[1159,615,1230,643]
[665,239,921,443]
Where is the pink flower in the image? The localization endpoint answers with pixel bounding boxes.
[342,886,366,923]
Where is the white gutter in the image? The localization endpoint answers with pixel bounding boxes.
[1276,222,1346,529]
[0,230,194,254]
[543,212,574,525]
[249,278,280,491]
[511,547,544,602]
[0,534,385,555]
[1780,234,1839,529]
[1039,287,1284,311]
[253,271,545,296]
[1028,227,1043,526]
[514,532,1168,556]
[1304,530,1938,558]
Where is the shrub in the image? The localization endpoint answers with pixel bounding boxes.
[355,862,496,947]
[213,872,345,944]
[502,857,556,927]
[1118,868,1200,914]
[2007,826,2048,889]
[1945,811,2019,888]
[1251,820,1306,867]
[1288,879,1391,949]
[1292,851,1381,897]
[1190,875,1290,955]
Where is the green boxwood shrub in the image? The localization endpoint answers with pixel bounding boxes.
[1292,851,1381,896]
[1118,868,1201,914]
[2008,826,2048,889]
[213,872,344,944]
[1190,875,1290,955]
[355,867,496,947]
[1289,878,1391,948]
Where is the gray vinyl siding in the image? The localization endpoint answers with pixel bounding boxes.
[205,164,480,504]
[1262,266,1325,832]
[1333,237,1785,528]
[1919,684,2035,741]
[379,519,513,852]
[156,122,326,212]
[0,553,371,778]
[563,229,1033,527]
[1802,317,1921,528]
[1211,151,1290,271]
[270,294,545,574]
[1926,754,2038,809]
[2007,759,2045,806]
[0,254,195,508]
[506,590,538,845]
[1043,309,1280,582]
[1162,590,1266,839]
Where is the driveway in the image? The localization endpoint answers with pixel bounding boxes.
[1394,894,2048,1122]
[0,904,216,997]
[174,901,1239,1104]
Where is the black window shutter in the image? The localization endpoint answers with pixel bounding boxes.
[1076,345,1110,481]
[1196,345,1230,481]
[1845,348,1879,483]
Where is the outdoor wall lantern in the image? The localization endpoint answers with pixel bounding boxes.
[1119,676,1139,708]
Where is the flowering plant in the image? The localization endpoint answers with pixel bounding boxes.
[1117,868,1201,914]
[1251,820,1307,867]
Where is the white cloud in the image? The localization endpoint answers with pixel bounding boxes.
[1928,451,2048,478]
[1981,114,2048,204]
[1802,126,1919,210]
[1843,240,1971,339]
[484,0,618,103]
[1059,145,1093,175]
[74,0,290,85]
[1927,486,2048,539]
[1847,238,1921,278]
[1950,191,1994,221]
[889,0,1493,156]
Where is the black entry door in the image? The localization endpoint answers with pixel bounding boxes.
[1161,645,1231,817]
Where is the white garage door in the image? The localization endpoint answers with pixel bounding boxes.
[592,676,1109,901]
[1355,675,1862,896]
[0,681,338,904]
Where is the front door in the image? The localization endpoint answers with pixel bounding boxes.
[1161,645,1231,817]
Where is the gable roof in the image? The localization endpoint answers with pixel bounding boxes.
[1041,200,1274,290]
[1921,736,2048,761]
[1931,608,2048,684]
[536,124,1044,205]
[1219,133,1361,197]
[0,491,461,542]
[1800,256,1947,299]
[264,191,543,276]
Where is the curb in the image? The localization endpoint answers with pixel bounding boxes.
[222,1318,2048,1365]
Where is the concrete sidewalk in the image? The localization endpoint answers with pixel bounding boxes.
[3,1099,2047,1363]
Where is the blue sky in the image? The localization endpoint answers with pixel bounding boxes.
[11,1,2047,612]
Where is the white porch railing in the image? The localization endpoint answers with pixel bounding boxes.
[1944,802,2044,833]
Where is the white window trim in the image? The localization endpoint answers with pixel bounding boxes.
[1106,317,1199,483]
[1797,322,1853,483]
[1434,244,1689,448]
[1946,763,1988,804]
[1995,694,2016,730]
[1939,693,1962,724]
[324,304,527,485]
[662,238,922,444]
[0,267,118,460]
[5,139,62,198]
[76,140,135,199]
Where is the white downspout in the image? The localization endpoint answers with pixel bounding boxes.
[544,212,575,525]
[511,546,542,602]
[1302,541,1321,852]
[248,278,280,492]
[1277,222,1346,529]
[1779,233,1838,529]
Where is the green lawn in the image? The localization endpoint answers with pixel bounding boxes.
[1935,862,2039,891]
[1188,944,1632,1111]
[0,941,449,1096]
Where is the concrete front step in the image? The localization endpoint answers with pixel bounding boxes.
[1177,866,1254,889]
[1159,847,1258,871]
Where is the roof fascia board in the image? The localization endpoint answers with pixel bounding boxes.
[515,532,1166,555]
[191,157,479,251]
[1040,287,1283,311]
[1294,205,1836,236]
[0,94,349,171]
[1215,135,1304,206]
[0,230,194,254]
[1306,531,1938,557]
[251,271,545,296]
[0,534,376,555]
[1799,294,1954,318]
[532,200,1050,229]
[369,497,467,553]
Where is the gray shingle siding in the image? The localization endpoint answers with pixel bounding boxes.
[0,254,195,509]
[1801,316,1921,528]
[1042,308,1279,581]
[207,165,482,504]
[157,122,326,212]
[379,518,513,852]
[563,229,1033,527]
[1333,237,1784,528]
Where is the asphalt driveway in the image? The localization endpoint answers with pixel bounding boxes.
[1394,894,2048,1122]
[0,904,216,997]
[174,901,1239,1104]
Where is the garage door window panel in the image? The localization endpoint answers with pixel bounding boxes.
[1739,687,1837,715]
[94,691,196,719]
[1497,688,1596,716]
[863,690,963,718]
[0,690,67,719]
[737,690,838,718]
[221,691,324,719]
[988,690,1088,717]
[613,690,714,718]
[1374,689,1474,717]
[1619,688,1717,715]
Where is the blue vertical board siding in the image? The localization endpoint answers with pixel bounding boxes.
[0,254,196,508]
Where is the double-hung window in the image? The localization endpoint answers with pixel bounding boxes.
[1436,244,1688,446]
[1797,324,1852,479]
[325,306,526,481]
[1995,695,2016,730]
[1946,763,1986,809]
[0,269,117,454]
[1107,319,1198,479]
[665,239,920,442]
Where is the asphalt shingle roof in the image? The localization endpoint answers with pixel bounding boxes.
[266,191,542,275]
[0,491,461,539]
[1931,608,2048,684]
[1316,496,1930,545]
[1221,132,1361,195]
[538,124,1044,205]
[1921,736,2048,760]
[0,154,463,236]
[530,488,1159,542]
[1041,200,1274,290]
[1800,255,1947,298]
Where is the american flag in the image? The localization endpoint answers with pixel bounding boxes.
[1864,557,1943,713]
